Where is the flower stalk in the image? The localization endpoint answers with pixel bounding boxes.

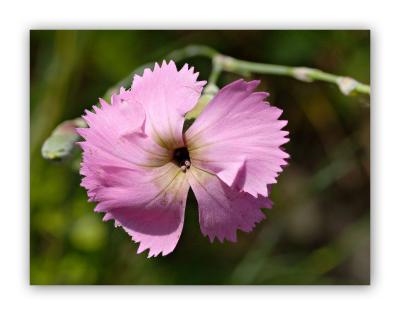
[168,45,370,96]
[213,54,370,96]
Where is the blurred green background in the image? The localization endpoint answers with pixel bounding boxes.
[30,30,370,285]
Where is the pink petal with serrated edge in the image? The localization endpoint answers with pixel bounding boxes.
[99,164,190,257]
[185,79,289,197]
[131,60,206,149]
[187,166,271,242]
[78,88,190,257]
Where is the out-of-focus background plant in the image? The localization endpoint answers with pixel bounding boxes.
[30,30,370,284]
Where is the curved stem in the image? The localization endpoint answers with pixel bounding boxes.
[165,44,219,60]
[104,45,220,100]
[109,44,370,97]
[208,59,223,86]
[215,55,370,96]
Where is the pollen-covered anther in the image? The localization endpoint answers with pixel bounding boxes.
[179,160,191,173]
[173,147,191,172]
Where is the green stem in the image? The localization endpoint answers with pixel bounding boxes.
[107,44,370,98]
[104,45,219,101]
[208,56,223,86]
[223,57,292,76]
[215,55,370,96]
[165,45,219,60]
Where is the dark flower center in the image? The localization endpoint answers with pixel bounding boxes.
[173,147,191,172]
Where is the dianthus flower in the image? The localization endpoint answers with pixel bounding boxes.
[78,61,289,257]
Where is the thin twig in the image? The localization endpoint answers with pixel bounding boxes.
[215,55,370,96]
[107,44,370,98]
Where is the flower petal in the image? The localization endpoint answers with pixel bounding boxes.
[185,79,289,197]
[78,91,190,257]
[187,166,271,243]
[100,164,190,257]
[83,158,189,257]
[131,60,206,149]
[77,92,171,169]
[81,88,145,142]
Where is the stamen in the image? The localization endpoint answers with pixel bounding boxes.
[180,165,187,172]
[173,147,191,172]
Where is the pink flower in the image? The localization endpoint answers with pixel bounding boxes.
[78,61,289,257]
